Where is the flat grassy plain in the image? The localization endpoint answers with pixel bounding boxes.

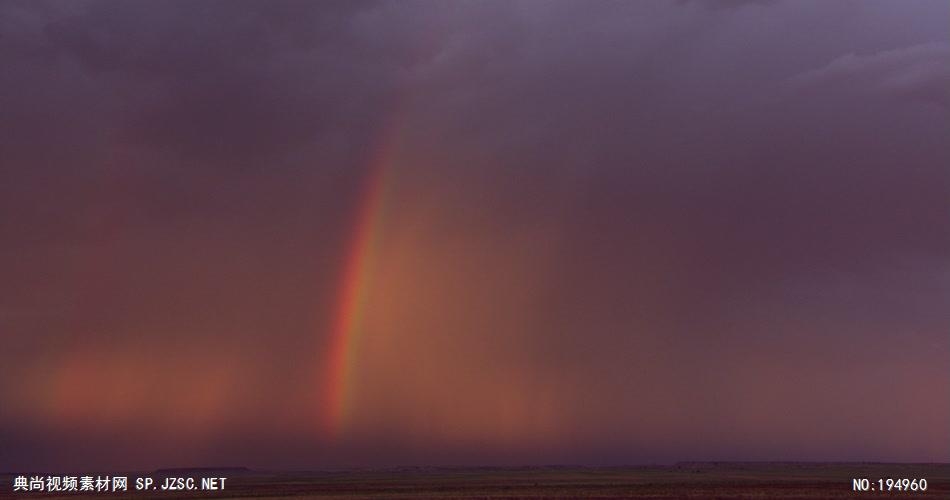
[5,463,948,499]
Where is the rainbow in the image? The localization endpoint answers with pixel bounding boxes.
[321,117,401,438]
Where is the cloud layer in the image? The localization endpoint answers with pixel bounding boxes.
[1,0,948,470]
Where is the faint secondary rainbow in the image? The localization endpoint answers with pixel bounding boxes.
[321,115,401,438]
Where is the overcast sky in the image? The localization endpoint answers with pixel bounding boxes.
[1,0,948,471]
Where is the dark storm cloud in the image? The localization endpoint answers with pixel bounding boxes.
[1,0,948,469]
[0,0,411,253]
[36,0,394,168]
[402,1,948,288]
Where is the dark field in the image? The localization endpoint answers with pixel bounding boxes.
[4,463,949,499]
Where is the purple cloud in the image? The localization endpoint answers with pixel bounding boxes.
[791,42,950,109]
